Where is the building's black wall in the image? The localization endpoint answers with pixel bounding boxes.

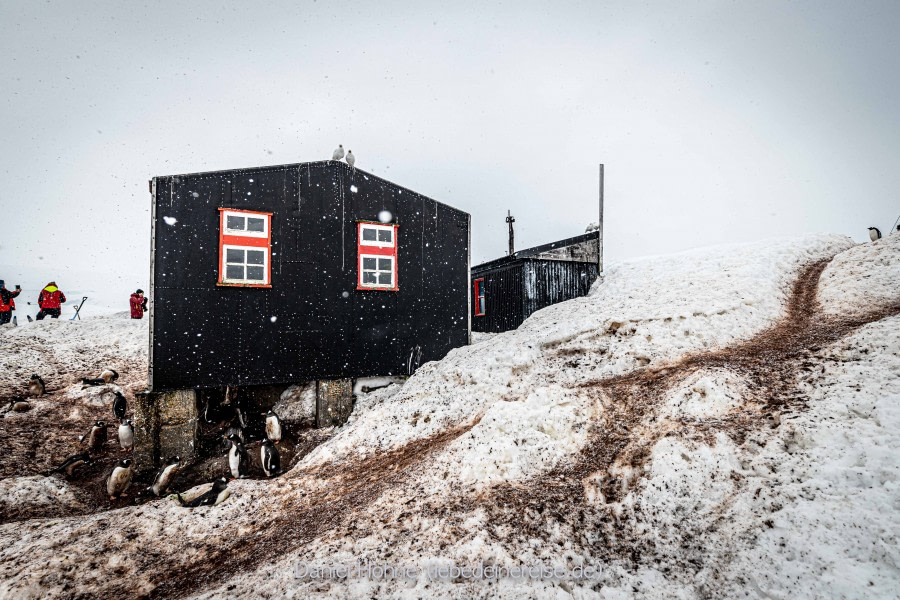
[522,260,598,318]
[470,263,524,333]
[150,161,470,391]
[470,259,597,333]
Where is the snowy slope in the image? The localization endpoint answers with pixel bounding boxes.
[0,233,898,599]
[0,312,148,395]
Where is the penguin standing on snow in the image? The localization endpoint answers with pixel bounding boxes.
[150,457,181,496]
[46,452,93,477]
[106,458,133,499]
[118,419,134,451]
[868,227,882,242]
[261,439,281,477]
[265,409,282,443]
[28,374,46,397]
[176,477,230,507]
[112,391,127,421]
[82,368,118,386]
[227,433,249,479]
[80,420,108,451]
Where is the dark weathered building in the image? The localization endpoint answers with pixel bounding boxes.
[471,231,599,333]
[150,160,471,391]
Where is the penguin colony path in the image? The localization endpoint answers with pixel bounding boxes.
[479,258,900,569]
[3,252,897,598]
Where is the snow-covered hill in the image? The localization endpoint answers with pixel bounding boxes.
[0,233,897,599]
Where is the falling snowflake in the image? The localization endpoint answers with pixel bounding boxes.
[163,216,177,226]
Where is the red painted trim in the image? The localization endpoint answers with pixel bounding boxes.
[218,207,273,216]
[474,278,485,316]
[217,208,272,286]
[357,222,399,292]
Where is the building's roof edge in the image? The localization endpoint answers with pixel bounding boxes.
[152,160,470,217]
[472,230,599,271]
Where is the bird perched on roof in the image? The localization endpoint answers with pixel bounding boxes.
[332,144,345,161]
[345,150,355,168]
[868,227,882,242]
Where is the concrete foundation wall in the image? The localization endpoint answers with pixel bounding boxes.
[134,389,198,473]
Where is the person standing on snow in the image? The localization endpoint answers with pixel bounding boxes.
[36,281,66,320]
[130,289,148,319]
[0,280,22,326]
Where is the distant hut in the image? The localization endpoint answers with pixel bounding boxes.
[471,231,599,333]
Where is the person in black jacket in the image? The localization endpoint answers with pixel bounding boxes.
[0,280,22,326]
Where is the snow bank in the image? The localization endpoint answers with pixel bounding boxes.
[1,233,897,600]
[0,313,148,394]
[0,476,89,521]
[307,234,852,485]
[817,233,900,317]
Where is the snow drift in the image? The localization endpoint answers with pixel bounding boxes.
[0,233,897,599]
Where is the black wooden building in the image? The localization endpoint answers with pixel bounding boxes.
[149,161,470,392]
[471,231,599,333]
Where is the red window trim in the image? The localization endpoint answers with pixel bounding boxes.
[357,222,399,292]
[217,208,273,288]
[474,277,485,316]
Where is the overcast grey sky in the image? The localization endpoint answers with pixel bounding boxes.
[1,0,898,296]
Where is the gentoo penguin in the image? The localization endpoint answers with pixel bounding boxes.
[265,409,282,443]
[79,420,108,451]
[112,391,127,421]
[106,458,133,499]
[868,227,882,242]
[150,456,181,496]
[332,144,345,161]
[176,477,230,508]
[227,433,250,479]
[47,452,93,478]
[82,368,119,386]
[118,419,134,451]
[261,439,281,477]
[5,397,31,412]
[222,423,244,451]
[28,374,46,397]
[345,150,355,167]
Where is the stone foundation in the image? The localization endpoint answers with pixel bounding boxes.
[316,379,354,427]
[133,389,198,473]
[134,378,354,471]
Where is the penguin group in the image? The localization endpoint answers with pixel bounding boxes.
[2,374,48,415]
[224,408,283,479]
[44,366,142,501]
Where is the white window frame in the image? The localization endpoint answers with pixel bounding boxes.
[222,210,269,238]
[359,223,395,248]
[222,244,269,285]
[359,253,395,288]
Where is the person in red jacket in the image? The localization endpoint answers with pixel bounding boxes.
[0,280,22,326]
[130,289,148,319]
[36,282,66,320]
